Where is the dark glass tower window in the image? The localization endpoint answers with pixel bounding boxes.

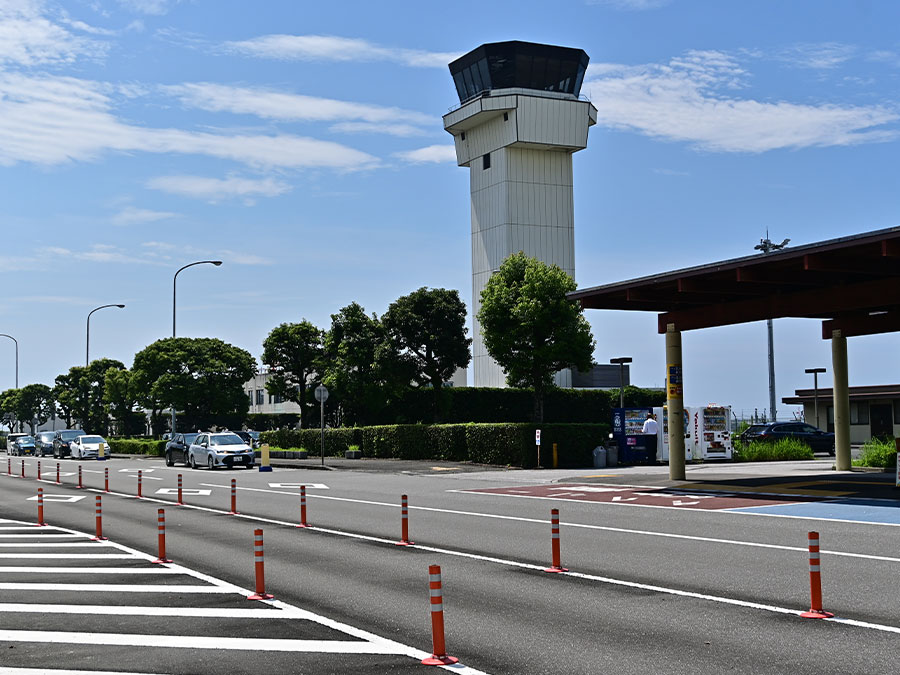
[482,153,491,170]
[449,41,590,103]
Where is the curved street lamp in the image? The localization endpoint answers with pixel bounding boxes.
[171,260,223,432]
[86,304,125,367]
[0,334,18,388]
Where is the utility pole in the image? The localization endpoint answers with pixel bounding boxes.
[754,232,790,421]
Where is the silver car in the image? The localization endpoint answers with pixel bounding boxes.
[188,432,255,470]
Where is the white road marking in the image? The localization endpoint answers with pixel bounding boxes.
[268,482,329,489]
[198,483,900,564]
[119,468,156,473]
[126,474,163,480]
[154,488,211,496]
[0,668,168,675]
[0,567,180,574]
[0,603,297,617]
[0,583,233,593]
[0,534,89,538]
[25,495,85,503]
[0,543,102,547]
[0,554,136,559]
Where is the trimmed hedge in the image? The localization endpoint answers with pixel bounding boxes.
[260,422,609,468]
[108,439,167,456]
[733,439,815,462]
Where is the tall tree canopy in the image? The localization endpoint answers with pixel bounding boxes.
[477,252,595,422]
[382,287,471,390]
[15,384,54,434]
[103,368,145,436]
[53,359,126,433]
[261,320,324,428]
[132,337,256,433]
[321,303,411,426]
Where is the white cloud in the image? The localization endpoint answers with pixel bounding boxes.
[329,122,428,137]
[146,175,291,202]
[225,34,460,68]
[779,43,856,69]
[164,82,433,126]
[45,244,161,265]
[111,206,177,226]
[584,50,899,152]
[0,0,104,65]
[0,73,379,169]
[114,0,177,15]
[394,144,457,164]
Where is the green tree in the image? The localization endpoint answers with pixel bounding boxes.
[53,360,126,433]
[132,337,256,434]
[261,321,323,428]
[104,368,145,436]
[321,303,412,426]
[14,384,54,434]
[0,389,21,432]
[477,252,595,423]
[382,287,471,420]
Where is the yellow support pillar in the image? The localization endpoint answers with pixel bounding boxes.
[666,323,686,481]
[831,330,851,471]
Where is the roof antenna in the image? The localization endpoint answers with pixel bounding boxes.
[754,229,790,254]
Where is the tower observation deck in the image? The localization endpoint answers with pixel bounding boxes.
[443,41,597,388]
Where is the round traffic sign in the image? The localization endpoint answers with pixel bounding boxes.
[314,385,329,402]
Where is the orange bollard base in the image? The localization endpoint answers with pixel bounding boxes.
[247,591,274,601]
[422,655,459,666]
[91,535,108,542]
[296,523,309,528]
[152,557,173,564]
[543,565,569,573]
[800,609,834,619]
[395,539,414,546]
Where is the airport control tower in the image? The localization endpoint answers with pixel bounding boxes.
[443,41,597,388]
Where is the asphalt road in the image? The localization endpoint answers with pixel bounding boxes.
[0,454,898,674]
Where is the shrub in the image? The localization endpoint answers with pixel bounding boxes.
[733,438,815,462]
[108,438,167,456]
[853,438,897,469]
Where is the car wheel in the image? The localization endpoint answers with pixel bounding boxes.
[165,452,174,467]
[189,453,198,470]
[207,455,215,470]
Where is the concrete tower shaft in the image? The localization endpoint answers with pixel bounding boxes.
[443,42,597,388]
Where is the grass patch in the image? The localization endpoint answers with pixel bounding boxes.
[852,438,897,469]
[733,438,815,462]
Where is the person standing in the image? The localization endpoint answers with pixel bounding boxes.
[641,411,659,461]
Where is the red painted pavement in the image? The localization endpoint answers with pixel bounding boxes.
[462,484,814,510]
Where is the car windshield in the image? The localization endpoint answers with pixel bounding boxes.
[79,436,104,444]
[210,435,243,446]
[39,433,54,441]
[183,433,199,444]
[60,431,82,440]
[248,431,260,440]
[19,436,34,443]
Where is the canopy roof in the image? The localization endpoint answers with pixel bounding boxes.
[569,226,900,336]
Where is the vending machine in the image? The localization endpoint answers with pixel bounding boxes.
[687,405,733,460]
[652,406,692,462]
[611,408,657,464]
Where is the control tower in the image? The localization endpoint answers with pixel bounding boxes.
[443,41,597,388]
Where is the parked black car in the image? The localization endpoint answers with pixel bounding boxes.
[52,429,85,458]
[230,430,260,449]
[36,431,55,456]
[740,422,835,454]
[165,432,199,467]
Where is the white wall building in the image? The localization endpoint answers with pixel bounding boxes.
[245,370,303,417]
[443,41,597,388]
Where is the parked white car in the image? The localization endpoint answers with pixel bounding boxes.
[70,435,109,459]
[188,432,255,470]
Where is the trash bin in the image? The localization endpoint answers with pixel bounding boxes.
[606,444,618,467]
[592,446,607,468]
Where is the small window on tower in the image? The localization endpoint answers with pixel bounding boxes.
[503,112,509,121]
[483,153,491,170]
[460,132,466,141]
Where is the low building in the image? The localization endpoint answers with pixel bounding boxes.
[782,385,899,442]
[245,371,303,417]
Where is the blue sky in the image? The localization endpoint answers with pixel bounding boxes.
[1,0,898,421]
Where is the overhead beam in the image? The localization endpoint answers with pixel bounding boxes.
[822,309,900,339]
[803,253,900,276]
[657,278,900,333]
[735,265,822,287]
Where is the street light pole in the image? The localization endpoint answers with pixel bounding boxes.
[805,367,826,428]
[754,233,790,421]
[86,305,125,368]
[171,260,223,433]
[609,357,633,409]
[0,334,18,388]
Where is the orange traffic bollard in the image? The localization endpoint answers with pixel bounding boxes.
[137,470,143,499]
[36,487,46,527]
[37,461,42,481]
[152,509,172,564]
[422,565,459,666]
[77,465,84,489]
[92,494,107,541]
[800,531,834,618]
[20,459,25,479]
[247,529,274,600]
[543,508,568,573]
[104,467,109,493]
[297,485,309,528]
[177,474,184,505]
[396,494,414,546]
[56,462,60,485]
